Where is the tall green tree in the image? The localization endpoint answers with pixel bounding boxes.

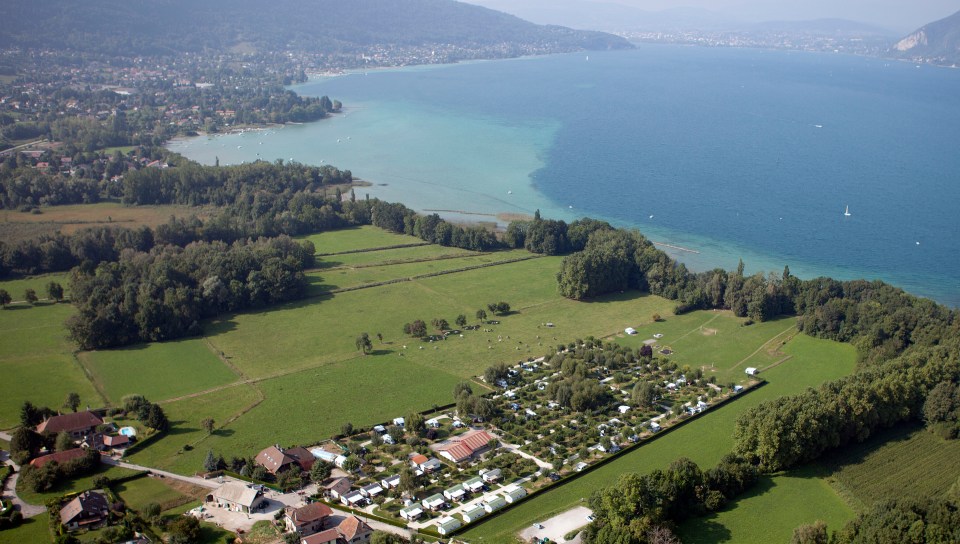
[0,289,10,308]
[63,392,80,412]
[355,332,372,354]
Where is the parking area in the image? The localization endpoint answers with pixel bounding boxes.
[518,505,593,543]
[190,497,287,533]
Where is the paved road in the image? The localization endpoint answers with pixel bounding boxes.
[0,448,47,518]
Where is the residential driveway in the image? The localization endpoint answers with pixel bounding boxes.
[193,497,286,533]
[518,506,592,543]
[1,458,47,518]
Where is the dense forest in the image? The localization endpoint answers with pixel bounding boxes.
[0,0,631,56]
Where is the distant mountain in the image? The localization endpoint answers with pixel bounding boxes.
[746,19,896,37]
[0,0,631,56]
[889,10,960,66]
[463,0,738,32]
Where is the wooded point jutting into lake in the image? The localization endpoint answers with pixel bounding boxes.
[1,1,959,544]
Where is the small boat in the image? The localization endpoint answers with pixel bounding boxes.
[844,205,851,217]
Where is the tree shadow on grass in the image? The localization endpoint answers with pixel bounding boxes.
[367,349,395,356]
[166,421,199,437]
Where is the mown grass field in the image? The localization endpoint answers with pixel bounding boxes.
[314,243,477,268]
[78,339,240,403]
[0,272,71,301]
[299,225,426,254]
[0,512,51,544]
[0,298,102,429]
[613,311,797,386]
[820,423,960,511]
[459,334,857,543]
[678,467,854,544]
[113,475,203,512]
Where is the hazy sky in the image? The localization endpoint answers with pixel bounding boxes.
[616,0,958,30]
[468,0,959,33]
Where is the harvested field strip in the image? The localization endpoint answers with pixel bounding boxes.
[315,242,430,256]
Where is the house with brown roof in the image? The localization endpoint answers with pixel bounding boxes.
[255,445,314,475]
[435,429,495,464]
[36,411,103,440]
[299,514,372,544]
[323,477,352,500]
[30,448,90,468]
[285,502,332,535]
[60,491,109,531]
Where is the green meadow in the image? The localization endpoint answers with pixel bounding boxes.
[0,296,102,429]
[678,468,855,544]
[299,225,426,254]
[315,243,477,268]
[0,272,71,301]
[0,512,51,544]
[78,339,240,403]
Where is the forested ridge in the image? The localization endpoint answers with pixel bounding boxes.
[0,0,631,56]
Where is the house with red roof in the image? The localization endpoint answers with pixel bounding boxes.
[29,448,91,468]
[285,502,333,536]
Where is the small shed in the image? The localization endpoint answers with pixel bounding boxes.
[745,367,758,376]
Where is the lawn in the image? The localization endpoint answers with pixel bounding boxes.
[78,338,240,403]
[819,422,960,511]
[613,312,798,386]
[15,464,140,506]
[677,467,854,544]
[113,474,200,512]
[298,225,426,254]
[0,301,102,429]
[0,512,51,544]
[459,334,856,543]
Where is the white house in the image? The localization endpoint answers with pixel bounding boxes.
[443,484,466,502]
[381,474,401,489]
[399,505,423,521]
[463,477,485,493]
[436,517,462,535]
[340,491,365,507]
[618,405,631,414]
[462,504,487,523]
[482,495,507,513]
[481,468,502,483]
[360,483,383,498]
[422,494,446,511]
[502,486,527,503]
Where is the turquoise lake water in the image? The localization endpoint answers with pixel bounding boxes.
[169,45,960,307]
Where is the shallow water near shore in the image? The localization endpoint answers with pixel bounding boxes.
[170,46,960,307]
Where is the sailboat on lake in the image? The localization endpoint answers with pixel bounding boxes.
[844,205,851,217]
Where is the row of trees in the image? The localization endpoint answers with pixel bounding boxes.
[67,235,314,349]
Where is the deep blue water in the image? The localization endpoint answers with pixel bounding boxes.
[176,46,960,307]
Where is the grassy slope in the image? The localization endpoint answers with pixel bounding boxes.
[0,300,102,429]
[0,273,71,301]
[299,225,426,254]
[460,334,857,543]
[0,512,51,544]
[315,243,478,268]
[78,339,240,403]
[113,476,187,512]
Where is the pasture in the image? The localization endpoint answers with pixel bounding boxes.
[314,243,478,268]
[78,339,239,403]
[299,225,426,254]
[0,272,71,302]
[0,298,101,429]
[459,334,856,543]
[113,475,206,512]
[0,202,206,242]
[820,423,960,510]
[678,468,854,544]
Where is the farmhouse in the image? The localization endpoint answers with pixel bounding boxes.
[300,515,372,544]
[435,429,495,464]
[36,410,103,440]
[285,502,333,535]
[60,491,109,531]
[256,445,314,475]
[435,516,462,535]
[210,482,266,513]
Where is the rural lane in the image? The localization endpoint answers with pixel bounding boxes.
[0,443,48,518]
